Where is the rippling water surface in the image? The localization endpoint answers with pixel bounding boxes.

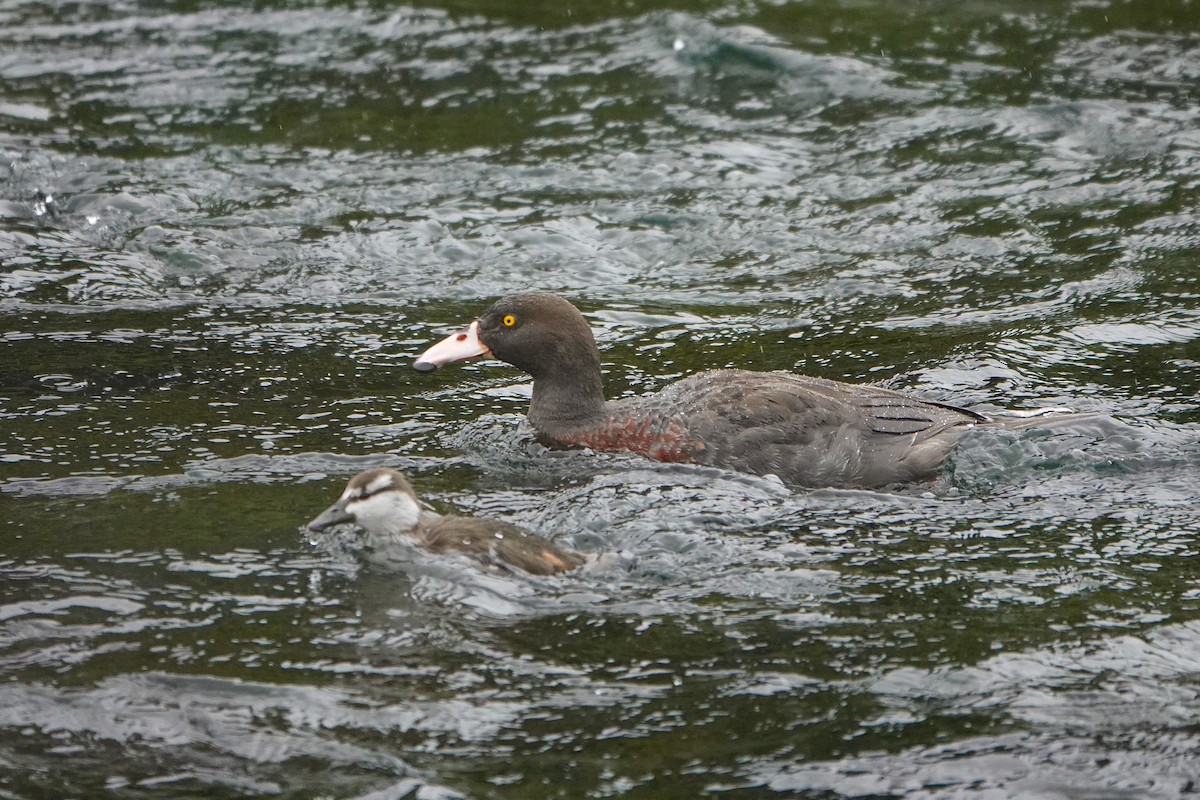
[4,1,1200,797]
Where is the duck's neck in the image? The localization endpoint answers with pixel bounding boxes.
[528,358,608,436]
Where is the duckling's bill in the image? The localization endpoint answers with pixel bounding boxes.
[307,501,354,533]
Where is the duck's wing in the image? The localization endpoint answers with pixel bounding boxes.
[648,370,985,488]
[423,516,584,575]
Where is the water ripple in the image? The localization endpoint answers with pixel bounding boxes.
[5,0,1200,796]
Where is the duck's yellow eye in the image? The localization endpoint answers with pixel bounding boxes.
[502,314,516,327]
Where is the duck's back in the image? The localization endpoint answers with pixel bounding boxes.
[420,512,584,575]
[599,370,987,488]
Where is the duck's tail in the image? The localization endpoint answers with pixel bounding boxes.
[980,408,1106,432]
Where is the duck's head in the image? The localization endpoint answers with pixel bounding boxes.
[307,468,422,540]
[412,292,598,379]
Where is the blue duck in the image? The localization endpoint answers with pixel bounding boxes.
[307,467,583,575]
[414,292,1087,488]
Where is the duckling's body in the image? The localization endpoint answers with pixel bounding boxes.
[307,468,583,576]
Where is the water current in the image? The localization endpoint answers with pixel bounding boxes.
[3,1,1200,797]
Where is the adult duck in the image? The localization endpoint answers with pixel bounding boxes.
[414,292,1084,488]
[308,467,583,575]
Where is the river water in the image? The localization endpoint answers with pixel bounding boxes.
[3,1,1200,798]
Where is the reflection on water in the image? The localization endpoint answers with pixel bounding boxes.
[4,0,1200,797]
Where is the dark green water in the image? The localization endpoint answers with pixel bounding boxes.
[4,1,1200,797]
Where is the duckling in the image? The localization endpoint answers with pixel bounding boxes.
[306,468,584,575]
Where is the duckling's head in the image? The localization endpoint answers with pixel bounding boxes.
[307,468,422,541]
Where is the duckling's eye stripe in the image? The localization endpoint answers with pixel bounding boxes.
[365,475,393,495]
[503,315,516,327]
